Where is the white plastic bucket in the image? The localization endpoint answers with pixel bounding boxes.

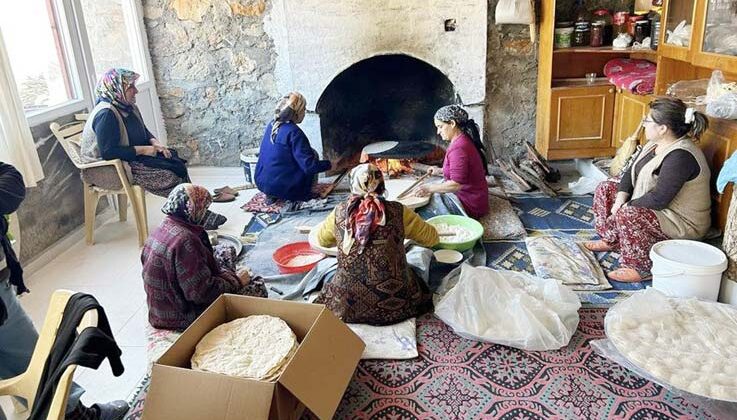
[240,149,259,184]
[650,239,727,301]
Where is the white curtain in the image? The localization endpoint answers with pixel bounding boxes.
[0,26,44,187]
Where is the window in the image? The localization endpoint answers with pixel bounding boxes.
[79,0,148,82]
[0,1,79,112]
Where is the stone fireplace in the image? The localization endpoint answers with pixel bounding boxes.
[265,0,487,160]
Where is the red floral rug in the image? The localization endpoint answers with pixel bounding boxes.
[241,184,334,214]
[125,308,716,419]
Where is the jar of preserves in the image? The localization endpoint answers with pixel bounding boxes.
[627,14,645,37]
[613,11,630,35]
[590,22,604,47]
[573,21,591,47]
[634,20,651,44]
[592,9,613,45]
[554,21,574,48]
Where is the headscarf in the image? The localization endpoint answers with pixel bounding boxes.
[434,104,468,125]
[95,68,140,113]
[161,183,212,226]
[342,164,386,255]
[271,91,307,142]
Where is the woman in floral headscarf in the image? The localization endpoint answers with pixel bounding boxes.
[80,68,189,197]
[141,184,267,331]
[254,92,339,202]
[314,163,439,325]
[416,105,490,218]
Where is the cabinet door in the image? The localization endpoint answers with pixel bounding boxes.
[612,90,650,148]
[691,0,737,72]
[549,85,615,153]
[659,0,698,62]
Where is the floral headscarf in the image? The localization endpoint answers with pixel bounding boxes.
[161,184,212,226]
[271,91,307,142]
[95,68,140,113]
[342,164,386,254]
[434,104,468,124]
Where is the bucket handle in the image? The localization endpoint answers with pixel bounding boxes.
[650,270,685,278]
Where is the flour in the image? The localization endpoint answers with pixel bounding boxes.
[285,254,323,267]
[432,223,474,243]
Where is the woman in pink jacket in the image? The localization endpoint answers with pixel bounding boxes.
[416,105,490,218]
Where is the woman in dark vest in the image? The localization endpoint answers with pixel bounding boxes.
[586,97,711,282]
[314,164,439,325]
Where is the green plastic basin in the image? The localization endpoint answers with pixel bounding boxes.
[426,215,483,252]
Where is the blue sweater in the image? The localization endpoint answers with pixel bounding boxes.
[255,122,330,201]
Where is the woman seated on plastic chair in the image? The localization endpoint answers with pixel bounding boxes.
[585,97,711,282]
[141,184,267,331]
[314,163,439,325]
[80,68,189,197]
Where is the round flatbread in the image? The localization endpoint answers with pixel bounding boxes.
[191,315,298,381]
[607,296,737,402]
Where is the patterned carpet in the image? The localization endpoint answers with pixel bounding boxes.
[124,308,715,419]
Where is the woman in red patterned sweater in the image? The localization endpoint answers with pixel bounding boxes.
[141,184,266,331]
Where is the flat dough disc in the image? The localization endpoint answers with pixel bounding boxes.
[362,141,398,155]
[384,179,430,209]
[607,296,737,402]
[191,315,297,381]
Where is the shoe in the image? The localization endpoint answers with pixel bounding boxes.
[607,267,646,282]
[202,210,227,230]
[213,186,241,196]
[583,240,614,252]
[91,400,129,420]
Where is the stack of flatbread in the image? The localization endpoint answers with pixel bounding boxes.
[191,315,298,381]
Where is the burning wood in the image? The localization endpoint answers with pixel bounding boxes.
[372,158,415,178]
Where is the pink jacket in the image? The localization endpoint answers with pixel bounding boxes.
[443,134,489,218]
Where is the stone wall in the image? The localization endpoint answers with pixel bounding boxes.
[142,0,541,164]
[142,0,280,166]
[17,113,93,262]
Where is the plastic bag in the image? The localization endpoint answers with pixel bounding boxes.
[665,78,709,111]
[495,0,533,24]
[666,20,691,47]
[434,265,581,351]
[706,93,737,119]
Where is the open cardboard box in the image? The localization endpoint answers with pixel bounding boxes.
[142,295,365,419]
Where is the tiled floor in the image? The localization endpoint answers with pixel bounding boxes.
[1,167,255,419]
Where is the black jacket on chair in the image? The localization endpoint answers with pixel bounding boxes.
[0,161,27,326]
[30,293,124,420]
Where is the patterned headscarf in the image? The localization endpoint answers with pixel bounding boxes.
[434,104,468,124]
[342,164,386,255]
[95,68,140,113]
[161,184,212,226]
[271,91,307,142]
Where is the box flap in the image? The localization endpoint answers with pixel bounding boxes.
[278,308,364,419]
[144,365,275,420]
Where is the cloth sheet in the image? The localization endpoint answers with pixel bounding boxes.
[480,195,526,241]
[241,183,336,214]
[525,236,612,291]
[604,58,656,95]
[347,318,418,360]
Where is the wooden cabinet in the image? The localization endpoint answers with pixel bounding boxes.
[691,0,737,72]
[547,85,616,159]
[698,118,737,230]
[612,89,650,147]
[658,0,698,62]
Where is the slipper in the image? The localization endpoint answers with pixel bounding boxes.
[607,267,649,283]
[212,192,236,203]
[583,240,614,252]
[213,186,239,196]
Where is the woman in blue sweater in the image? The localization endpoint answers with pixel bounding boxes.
[255,92,334,202]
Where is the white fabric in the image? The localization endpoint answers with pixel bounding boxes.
[606,289,737,402]
[435,264,581,351]
[348,318,418,360]
[495,0,534,24]
[0,27,43,186]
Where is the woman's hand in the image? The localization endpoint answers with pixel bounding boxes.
[135,145,157,157]
[611,192,630,215]
[426,166,442,176]
[415,184,434,197]
[149,138,172,158]
[236,268,251,286]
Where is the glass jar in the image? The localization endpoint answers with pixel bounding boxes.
[554,21,574,49]
[592,9,613,45]
[590,22,604,47]
[634,20,651,44]
[613,11,630,35]
[628,15,646,37]
[573,21,591,47]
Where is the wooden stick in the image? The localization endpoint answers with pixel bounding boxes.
[320,169,348,198]
[396,173,431,200]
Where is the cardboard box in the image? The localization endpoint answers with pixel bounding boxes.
[143,295,365,419]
